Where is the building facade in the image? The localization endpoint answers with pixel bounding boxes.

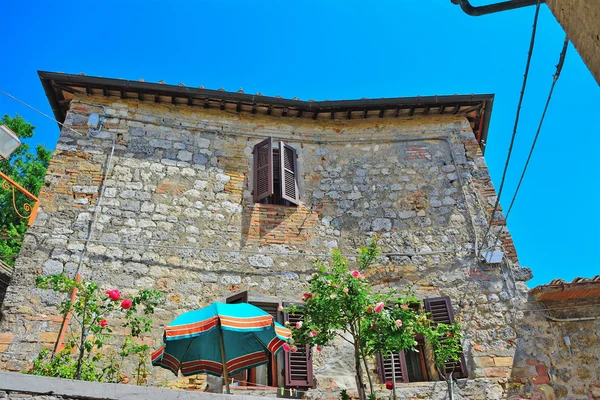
[0,71,594,399]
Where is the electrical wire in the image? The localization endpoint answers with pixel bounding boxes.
[482,35,569,254]
[478,0,541,254]
[505,36,569,219]
[0,90,86,137]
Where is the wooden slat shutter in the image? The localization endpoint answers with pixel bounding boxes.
[253,138,273,202]
[423,296,468,379]
[279,141,299,205]
[282,303,314,387]
[377,352,409,383]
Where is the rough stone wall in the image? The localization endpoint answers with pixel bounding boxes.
[545,0,600,85]
[0,94,547,397]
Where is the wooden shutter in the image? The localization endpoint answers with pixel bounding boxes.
[282,303,314,387]
[377,352,409,383]
[279,141,299,205]
[226,291,248,304]
[423,296,468,379]
[253,138,273,202]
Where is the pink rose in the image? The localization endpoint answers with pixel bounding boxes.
[395,319,403,328]
[120,299,132,310]
[386,381,394,390]
[106,289,121,301]
[316,346,323,352]
[290,345,298,352]
[359,273,366,280]
[374,302,385,313]
[343,287,349,293]
[302,292,312,301]
[296,321,303,329]
[309,330,317,338]
[351,270,360,278]
[283,343,291,352]
[401,304,408,309]
[99,319,108,327]
[278,305,284,311]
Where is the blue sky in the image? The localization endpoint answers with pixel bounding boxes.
[1,1,598,286]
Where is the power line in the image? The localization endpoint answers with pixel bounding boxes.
[505,36,569,219]
[478,0,541,254]
[0,89,86,137]
[482,35,569,254]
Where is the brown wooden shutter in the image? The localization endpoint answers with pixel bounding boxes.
[282,302,314,387]
[423,296,468,379]
[253,138,273,202]
[226,291,248,304]
[279,141,299,205]
[377,352,409,383]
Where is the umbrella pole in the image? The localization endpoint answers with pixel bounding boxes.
[219,328,231,394]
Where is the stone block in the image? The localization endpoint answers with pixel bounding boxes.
[484,367,508,378]
[494,356,514,367]
[0,334,14,345]
[39,332,58,343]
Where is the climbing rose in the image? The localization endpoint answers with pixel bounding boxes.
[296,321,303,329]
[386,381,394,390]
[401,304,408,309]
[302,292,312,301]
[99,319,108,327]
[395,319,403,328]
[283,343,291,352]
[120,299,132,310]
[374,302,385,313]
[343,287,349,293]
[106,289,121,301]
[278,305,284,311]
[316,346,323,352]
[309,330,317,338]
[351,270,360,278]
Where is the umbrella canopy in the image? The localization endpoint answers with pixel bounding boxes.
[152,302,291,380]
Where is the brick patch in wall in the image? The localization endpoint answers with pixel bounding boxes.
[406,146,432,160]
[243,203,319,245]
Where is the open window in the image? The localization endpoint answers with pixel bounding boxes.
[377,297,467,384]
[252,138,299,206]
[225,292,313,388]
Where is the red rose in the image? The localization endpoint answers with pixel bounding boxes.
[120,299,132,309]
[99,319,108,327]
[386,381,394,390]
[106,289,121,301]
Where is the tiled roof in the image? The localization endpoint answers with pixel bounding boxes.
[530,275,600,301]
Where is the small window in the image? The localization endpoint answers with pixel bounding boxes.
[378,297,467,384]
[252,138,299,206]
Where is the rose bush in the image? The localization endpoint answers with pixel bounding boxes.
[29,274,162,384]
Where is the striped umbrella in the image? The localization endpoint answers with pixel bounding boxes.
[151,302,292,393]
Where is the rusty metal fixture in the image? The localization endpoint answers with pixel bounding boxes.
[0,171,40,226]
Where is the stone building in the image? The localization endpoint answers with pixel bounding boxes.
[0,71,595,399]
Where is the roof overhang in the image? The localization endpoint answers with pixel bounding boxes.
[530,276,600,301]
[39,71,494,152]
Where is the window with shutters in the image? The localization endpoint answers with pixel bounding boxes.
[252,138,300,206]
[377,297,467,384]
[225,293,314,388]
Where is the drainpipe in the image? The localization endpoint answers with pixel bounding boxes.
[450,0,543,16]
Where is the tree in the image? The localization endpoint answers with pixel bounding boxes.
[286,240,430,400]
[425,323,465,400]
[0,114,52,266]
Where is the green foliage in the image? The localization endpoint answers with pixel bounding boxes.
[30,274,162,383]
[425,322,464,380]
[0,114,52,266]
[339,389,351,400]
[29,347,98,381]
[286,239,431,400]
